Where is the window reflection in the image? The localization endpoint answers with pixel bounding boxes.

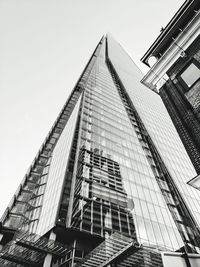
[181,62,200,87]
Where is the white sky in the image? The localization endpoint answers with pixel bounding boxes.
[0,0,185,217]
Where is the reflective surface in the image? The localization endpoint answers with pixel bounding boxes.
[36,95,82,235]
[71,42,136,239]
[181,63,200,87]
[69,38,200,251]
[107,35,200,248]
[3,35,200,264]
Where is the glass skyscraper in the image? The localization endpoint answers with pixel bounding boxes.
[1,34,200,267]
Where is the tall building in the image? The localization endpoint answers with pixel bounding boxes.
[1,34,200,266]
[141,0,200,186]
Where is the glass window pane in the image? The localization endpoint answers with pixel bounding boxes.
[181,63,200,87]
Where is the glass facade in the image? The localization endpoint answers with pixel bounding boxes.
[67,36,200,253]
[106,35,200,247]
[36,95,82,236]
[71,42,136,239]
[180,62,200,88]
[1,35,200,267]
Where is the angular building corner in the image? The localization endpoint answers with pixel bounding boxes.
[1,31,200,266]
[141,0,200,192]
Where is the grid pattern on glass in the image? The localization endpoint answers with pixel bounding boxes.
[70,39,184,251]
[1,86,83,232]
[107,34,200,245]
[35,95,82,236]
[0,38,103,242]
[107,52,200,251]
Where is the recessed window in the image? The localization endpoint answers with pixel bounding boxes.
[181,63,200,87]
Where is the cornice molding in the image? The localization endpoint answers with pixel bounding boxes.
[141,11,200,91]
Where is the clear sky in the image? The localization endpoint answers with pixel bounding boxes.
[0,0,185,217]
